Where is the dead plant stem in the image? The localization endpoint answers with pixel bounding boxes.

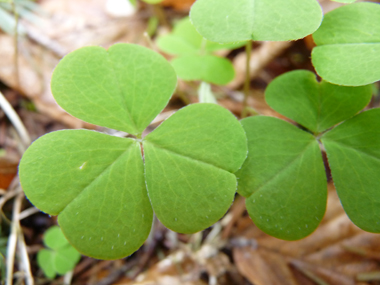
[6,192,22,285]
[0,91,31,147]
[152,4,170,30]
[242,41,252,118]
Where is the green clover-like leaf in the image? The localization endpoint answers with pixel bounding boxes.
[44,226,70,250]
[54,246,81,275]
[19,44,247,259]
[236,116,327,240]
[157,18,238,85]
[37,250,56,279]
[265,70,372,134]
[144,103,247,233]
[157,17,244,56]
[190,0,322,43]
[321,109,380,233]
[51,44,177,136]
[312,2,380,86]
[171,55,235,85]
[237,69,378,240]
[21,130,152,259]
[37,226,81,278]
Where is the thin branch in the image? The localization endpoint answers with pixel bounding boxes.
[228,41,292,89]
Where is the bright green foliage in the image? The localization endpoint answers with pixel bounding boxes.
[171,55,235,85]
[157,17,244,56]
[236,69,377,240]
[265,70,372,134]
[19,44,247,259]
[312,2,380,86]
[51,44,177,136]
[157,17,238,85]
[236,117,327,240]
[321,109,380,233]
[37,226,81,278]
[190,0,322,43]
[20,130,152,259]
[144,104,247,233]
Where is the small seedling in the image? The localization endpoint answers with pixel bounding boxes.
[235,70,378,240]
[312,2,380,86]
[19,43,247,259]
[157,17,244,85]
[37,226,81,279]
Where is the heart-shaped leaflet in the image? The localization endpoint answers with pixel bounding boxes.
[19,44,248,259]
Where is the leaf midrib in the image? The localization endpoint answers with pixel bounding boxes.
[107,51,139,135]
[316,42,380,47]
[143,141,232,173]
[250,139,317,197]
[322,138,380,163]
[58,143,136,215]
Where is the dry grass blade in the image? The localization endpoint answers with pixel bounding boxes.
[0,91,30,147]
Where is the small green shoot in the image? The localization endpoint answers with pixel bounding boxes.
[37,226,81,279]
